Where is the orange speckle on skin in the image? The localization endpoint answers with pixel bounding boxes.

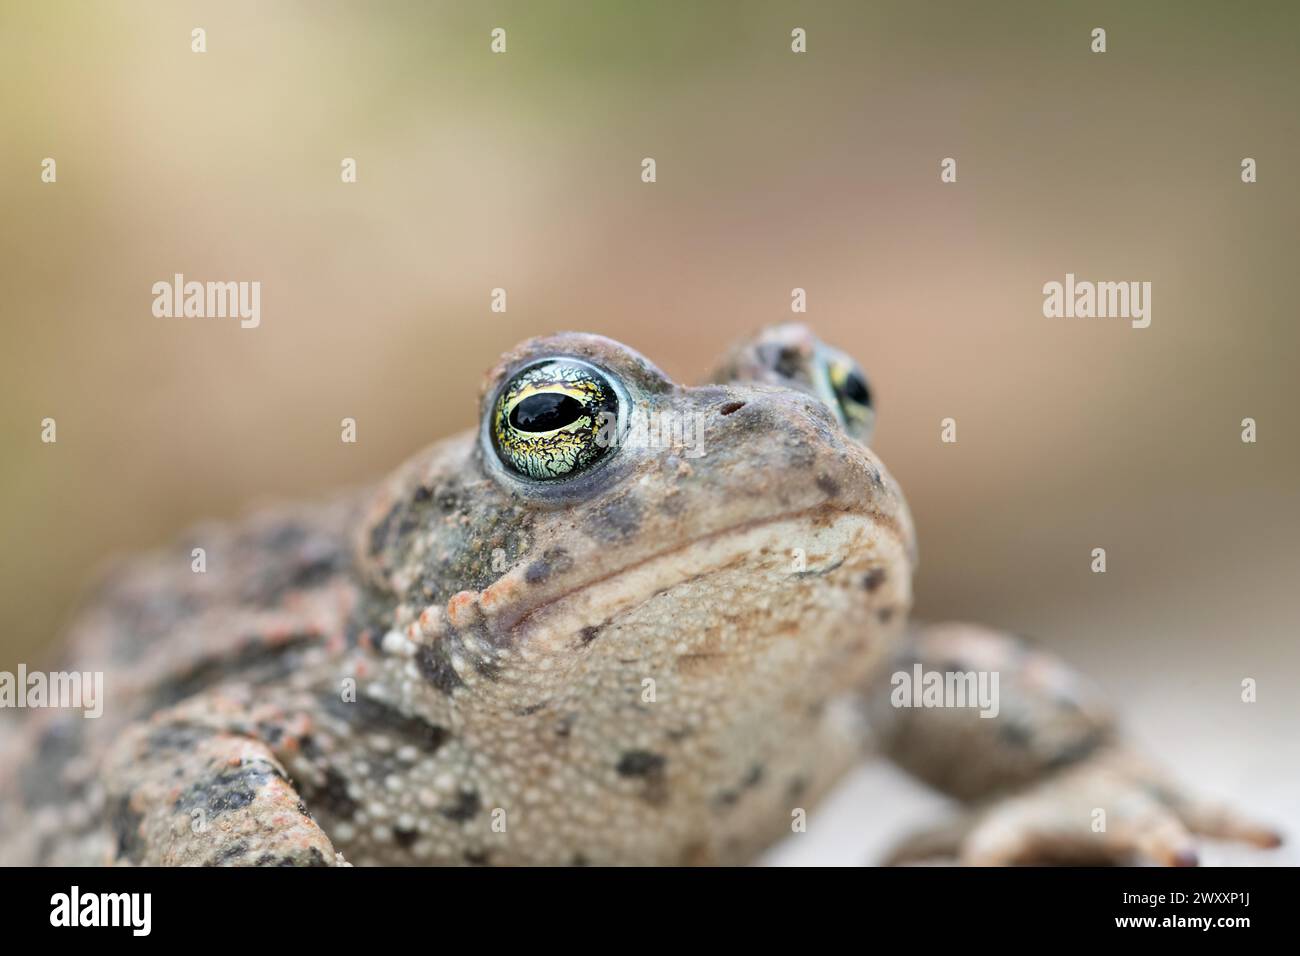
[447,590,479,627]
[480,578,517,611]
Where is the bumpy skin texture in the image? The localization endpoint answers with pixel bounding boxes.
[0,327,1280,866]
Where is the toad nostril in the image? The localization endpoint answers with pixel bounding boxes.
[719,401,746,416]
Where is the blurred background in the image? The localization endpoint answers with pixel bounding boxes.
[2,1,1296,863]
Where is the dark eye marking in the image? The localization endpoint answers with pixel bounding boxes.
[822,351,876,443]
[509,392,585,432]
[839,368,871,408]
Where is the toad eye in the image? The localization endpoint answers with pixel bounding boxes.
[491,359,623,480]
[824,355,876,443]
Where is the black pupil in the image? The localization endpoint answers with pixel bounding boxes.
[840,369,871,408]
[510,392,585,432]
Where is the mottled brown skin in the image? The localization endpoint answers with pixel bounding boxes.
[0,327,1281,866]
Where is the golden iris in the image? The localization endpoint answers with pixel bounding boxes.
[491,360,620,480]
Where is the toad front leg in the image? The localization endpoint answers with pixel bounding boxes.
[870,623,1282,866]
[104,686,346,867]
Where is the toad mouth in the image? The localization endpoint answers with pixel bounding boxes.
[462,503,905,644]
